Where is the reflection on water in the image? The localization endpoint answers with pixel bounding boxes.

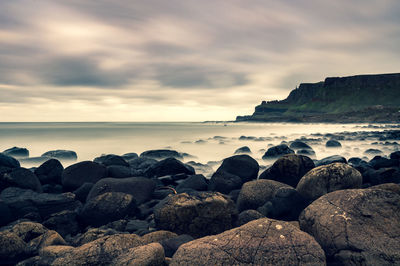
[0,122,398,170]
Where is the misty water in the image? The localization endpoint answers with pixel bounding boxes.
[1,122,399,176]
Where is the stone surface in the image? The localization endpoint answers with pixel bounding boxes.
[141,230,178,245]
[171,218,326,265]
[140,149,183,160]
[0,153,20,168]
[214,154,259,183]
[3,146,29,158]
[316,155,347,166]
[208,171,242,194]
[296,163,362,201]
[299,188,400,265]
[0,231,29,265]
[176,174,208,192]
[234,146,251,154]
[42,150,77,161]
[34,159,64,185]
[262,144,294,160]
[144,157,194,178]
[113,242,165,266]
[0,167,42,192]
[237,209,264,226]
[62,161,107,191]
[326,139,342,147]
[154,192,238,238]
[93,154,129,167]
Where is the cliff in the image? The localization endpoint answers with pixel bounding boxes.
[236,73,400,123]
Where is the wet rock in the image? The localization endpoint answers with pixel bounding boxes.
[0,231,30,265]
[214,155,259,183]
[369,156,398,169]
[3,147,29,158]
[160,234,194,257]
[154,192,237,238]
[296,148,316,157]
[234,146,251,154]
[113,242,165,266]
[0,167,42,192]
[262,144,295,160]
[93,154,129,167]
[128,157,157,171]
[73,182,94,203]
[259,154,315,187]
[296,163,362,201]
[42,150,77,161]
[62,161,107,191]
[176,174,208,192]
[0,199,13,226]
[326,139,342,147]
[86,177,156,205]
[362,167,400,186]
[80,192,137,227]
[208,171,242,194]
[144,157,194,178]
[171,218,326,265]
[299,188,400,265]
[390,151,400,160]
[237,209,264,226]
[106,165,132,178]
[364,148,383,155]
[316,155,347,166]
[0,153,20,168]
[34,159,63,185]
[18,157,50,165]
[121,152,139,161]
[140,149,183,160]
[289,141,312,150]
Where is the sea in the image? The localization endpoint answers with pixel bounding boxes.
[0,122,399,173]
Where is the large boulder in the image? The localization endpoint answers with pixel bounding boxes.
[93,154,129,167]
[80,192,137,227]
[262,144,294,160]
[0,187,81,221]
[0,153,20,168]
[259,154,315,187]
[3,146,29,158]
[62,161,107,191]
[34,159,64,185]
[296,163,362,201]
[176,174,208,192]
[52,234,143,266]
[86,177,156,204]
[208,171,242,194]
[42,150,77,161]
[144,157,194,178]
[171,218,326,265]
[299,188,400,265]
[214,155,259,183]
[0,167,42,192]
[140,149,183,160]
[113,242,165,265]
[154,192,238,238]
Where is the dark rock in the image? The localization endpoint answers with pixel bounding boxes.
[154,192,238,238]
[326,139,342,147]
[228,189,241,202]
[171,218,326,265]
[390,151,400,160]
[296,163,363,201]
[236,179,291,212]
[237,209,264,226]
[0,231,29,265]
[52,234,143,265]
[34,159,63,185]
[43,210,80,237]
[176,174,208,192]
[140,149,183,160]
[348,157,363,165]
[214,154,259,183]
[259,154,315,187]
[80,192,137,227]
[73,182,94,203]
[0,199,13,226]
[121,152,139,161]
[161,234,194,257]
[364,148,383,155]
[289,141,312,150]
[106,165,132,178]
[86,177,156,205]
[18,156,50,165]
[0,153,20,168]
[128,157,157,171]
[93,154,129,167]
[268,186,307,221]
[42,150,77,161]
[208,171,242,194]
[10,221,47,242]
[144,158,194,178]
[234,146,251,154]
[0,187,81,221]
[141,230,178,245]
[125,219,149,233]
[0,167,42,192]
[113,242,165,266]
[369,156,398,169]
[369,183,400,195]
[262,144,294,160]
[3,147,29,158]
[296,148,316,157]
[71,228,119,246]
[316,155,347,166]
[299,188,400,265]
[61,161,107,191]
[362,167,400,186]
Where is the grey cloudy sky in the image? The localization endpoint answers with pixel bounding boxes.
[1,0,400,121]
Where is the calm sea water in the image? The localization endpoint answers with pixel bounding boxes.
[0,122,398,170]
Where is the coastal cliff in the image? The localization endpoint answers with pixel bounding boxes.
[237,73,400,122]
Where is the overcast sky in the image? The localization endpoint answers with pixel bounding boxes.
[1,0,400,121]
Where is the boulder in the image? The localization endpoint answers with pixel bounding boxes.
[176,174,208,192]
[154,192,237,238]
[71,228,120,247]
[369,183,400,195]
[214,155,259,183]
[0,231,30,265]
[326,139,342,147]
[171,218,326,265]
[93,154,129,167]
[3,146,29,158]
[299,188,400,265]
[259,154,315,187]
[52,234,143,266]
[140,149,183,160]
[160,234,194,257]
[208,171,242,194]
[80,192,137,227]
[262,144,294,160]
[296,163,362,201]
[106,165,132,178]
[0,153,20,168]
[42,150,77,161]
[289,141,312,150]
[10,221,47,242]
[234,146,251,154]
[144,157,194,178]
[86,177,156,204]
[73,182,94,203]
[113,242,165,266]
[0,199,13,226]
[237,209,264,226]
[237,179,291,212]
[141,230,178,245]
[390,151,400,160]
[296,148,316,157]
[27,230,67,253]
[362,167,400,186]
[316,155,347,166]
[122,152,139,161]
[34,159,64,185]
[364,148,383,155]
[62,161,107,191]
[43,210,80,237]
[0,167,42,192]
[369,156,398,169]
[0,187,81,221]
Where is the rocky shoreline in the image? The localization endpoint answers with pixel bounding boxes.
[1,129,400,265]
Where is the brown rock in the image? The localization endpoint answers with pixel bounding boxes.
[113,242,165,266]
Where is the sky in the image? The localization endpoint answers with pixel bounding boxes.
[1,0,400,122]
